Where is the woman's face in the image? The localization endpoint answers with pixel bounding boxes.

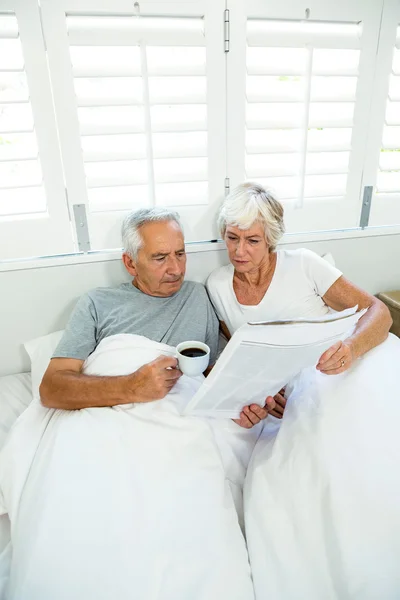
[224,223,270,273]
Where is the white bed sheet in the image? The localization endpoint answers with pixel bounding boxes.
[0,373,32,451]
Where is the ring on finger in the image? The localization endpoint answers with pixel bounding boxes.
[340,359,345,367]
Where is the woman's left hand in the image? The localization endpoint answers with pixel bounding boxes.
[233,396,276,429]
[316,340,354,374]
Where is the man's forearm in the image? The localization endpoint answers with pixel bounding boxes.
[40,371,138,410]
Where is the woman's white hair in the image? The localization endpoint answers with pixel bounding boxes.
[122,207,183,260]
[217,182,285,251]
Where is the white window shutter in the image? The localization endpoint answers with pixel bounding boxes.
[227,0,384,235]
[40,0,226,251]
[362,0,400,228]
[0,2,73,261]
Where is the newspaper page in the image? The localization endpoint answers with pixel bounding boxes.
[183,306,366,419]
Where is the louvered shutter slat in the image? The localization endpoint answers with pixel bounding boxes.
[0,104,33,132]
[0,132,38,161]
[246,153,299,177]
[378,27,400,194]
[312,49,360,76]
[78,106,145,135]
[154,157,207,183]
[388,75,400,101]
[246,129,301,154]
[149,76,206,105]
[88,184,150,212]
[0,186,45,216]
[155,181,208,206]
[150,105,207,132]
[385,101,400,125]
[0,72,29,102]
[246,103,303,129]
[0,159,42,188]
[67,16,205,47]
[70,46,141,77]
[379,152,400,171]
[153,132,207,159]
[85,159,148,188]
[147,47,206,76]
[81,133,146,162]
[74,77,143,107]
[247,20,361,49]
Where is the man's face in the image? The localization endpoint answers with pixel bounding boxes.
[123,220,187,297]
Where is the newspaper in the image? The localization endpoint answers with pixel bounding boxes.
[183,306,366,419]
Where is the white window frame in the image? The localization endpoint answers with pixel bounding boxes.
[227,0,385,235]
[363,0,400,227]
[0,0,74,261]
[40,0,227,251]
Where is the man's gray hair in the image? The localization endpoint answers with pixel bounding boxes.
[122,207,183,259]
[217,182,285,251]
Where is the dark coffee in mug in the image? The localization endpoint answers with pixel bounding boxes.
[180,347,207,358]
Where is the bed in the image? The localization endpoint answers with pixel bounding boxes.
[0,373,32,452]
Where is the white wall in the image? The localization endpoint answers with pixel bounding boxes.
[1,234,399,377]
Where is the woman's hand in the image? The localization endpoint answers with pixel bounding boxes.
[233,389,287,428]
[233,396,276,429]
[316,340,354,374]
[268,390,287,418]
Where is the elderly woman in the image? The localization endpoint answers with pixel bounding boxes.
[206,182,400,600]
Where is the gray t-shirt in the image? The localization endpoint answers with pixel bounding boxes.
[53,280,219,364]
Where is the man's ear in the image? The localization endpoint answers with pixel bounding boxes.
[122,252,138,277]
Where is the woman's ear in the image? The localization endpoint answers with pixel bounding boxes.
[122,252,137,277]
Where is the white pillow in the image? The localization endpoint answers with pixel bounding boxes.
[24,330,65,399]
[0,373,32,450]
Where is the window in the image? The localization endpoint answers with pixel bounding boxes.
[1,0,400,263]
[0,4,73,260]
[227,0,384,233]
[362,1,400,228]
[40,0,226,250]
[378,26,400,196]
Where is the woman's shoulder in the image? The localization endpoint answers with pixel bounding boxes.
[278,247,315,261]
[206,264,233,295]
[276,247,316,268]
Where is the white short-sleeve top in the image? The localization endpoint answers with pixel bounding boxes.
[206,248,343,335]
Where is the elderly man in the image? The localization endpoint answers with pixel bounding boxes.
[0,208,275,600]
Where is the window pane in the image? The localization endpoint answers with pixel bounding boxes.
[154,157,207,183]
[0,72,29,102]
[147,47,206,76]
[151,105,207,132]
[0,104,34,132]
[0,159,42,188]
[0,186,46,216]
[81,133,146,161]
[70,46,141,76]
[85,160,147,187]
[0,39,24,70]
[74,77,143,106]
[78,106,145,134]
[88,184,150,212]
[155,181,208,205]
[0,132,38,160]
[149,76,206,104]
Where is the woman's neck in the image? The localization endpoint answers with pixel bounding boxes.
[234,252,277,288]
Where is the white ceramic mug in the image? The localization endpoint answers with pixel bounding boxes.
[176,341,210,377]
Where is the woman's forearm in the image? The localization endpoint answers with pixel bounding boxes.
[345,299,392,359]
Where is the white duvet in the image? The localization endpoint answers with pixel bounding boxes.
[245,333,400,600]
[0,334,256,600]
